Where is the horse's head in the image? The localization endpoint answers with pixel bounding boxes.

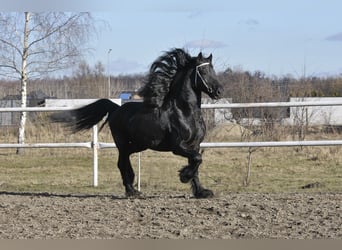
[193,52,223,99]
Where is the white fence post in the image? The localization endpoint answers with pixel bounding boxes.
[92,125,99,187]
[138,152,141,191]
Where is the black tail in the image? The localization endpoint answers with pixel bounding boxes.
[51,99,120,133]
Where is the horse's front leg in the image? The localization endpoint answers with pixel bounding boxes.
[173,142,214,198]
[179,153,202,184]
[191,173,214,198]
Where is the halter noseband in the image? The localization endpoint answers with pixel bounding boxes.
[195,62,212,93]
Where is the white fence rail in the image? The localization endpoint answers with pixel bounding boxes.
[1,100,342,189]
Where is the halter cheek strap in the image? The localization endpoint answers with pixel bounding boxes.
[195,62,212,93]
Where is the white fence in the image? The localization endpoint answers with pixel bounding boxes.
[287,97,342,125]
[1,100,342,189]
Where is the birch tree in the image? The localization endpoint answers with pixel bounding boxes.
[0,12,95,154]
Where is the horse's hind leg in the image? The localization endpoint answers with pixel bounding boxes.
[117,149,140,197]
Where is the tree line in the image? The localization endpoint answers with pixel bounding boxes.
[1,62,341,101]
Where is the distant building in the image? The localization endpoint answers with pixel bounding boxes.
[285,97,342,126]
[0,90,53,126]
[119,91,133,100]
[118,90,142,103]
[201,98,233,129]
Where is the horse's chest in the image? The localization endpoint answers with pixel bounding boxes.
[172,110,205,143]
[190,114,206,138]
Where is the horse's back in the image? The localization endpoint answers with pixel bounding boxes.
[108,101,143,130]
[109,102,174,151]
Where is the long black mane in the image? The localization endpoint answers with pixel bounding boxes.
[139,48,193,107]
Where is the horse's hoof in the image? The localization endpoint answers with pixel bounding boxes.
[180,175,192,183]
[194,189,214,199]
[126,189,142,198]
[179,166,193,183]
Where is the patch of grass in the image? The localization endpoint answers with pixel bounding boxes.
[200,147,342,194]
[1,146,341,196]
[1,120,341,195]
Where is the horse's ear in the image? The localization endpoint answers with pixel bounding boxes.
[208,54,213,62]
[198,52,203,60]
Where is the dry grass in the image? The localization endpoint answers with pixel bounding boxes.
[0,116,341,196]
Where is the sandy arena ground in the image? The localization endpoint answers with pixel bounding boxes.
[0,192,341,239]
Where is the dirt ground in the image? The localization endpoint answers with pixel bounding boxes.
[0,192,341,239]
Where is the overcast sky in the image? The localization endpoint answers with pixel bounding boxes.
[2,0,342,77]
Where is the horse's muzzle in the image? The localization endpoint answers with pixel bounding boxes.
[211,85,223,99]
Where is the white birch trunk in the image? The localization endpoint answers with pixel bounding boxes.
[17,12,30,154]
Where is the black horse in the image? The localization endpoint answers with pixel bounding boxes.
[56,48,223,198]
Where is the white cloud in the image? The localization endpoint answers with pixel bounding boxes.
[184,39,227,49]
[325,32,342,42]
[187,10,204,19]
[240,18,259,26]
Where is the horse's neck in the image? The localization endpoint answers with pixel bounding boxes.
[163,69,202,113]
[175,77,202,111]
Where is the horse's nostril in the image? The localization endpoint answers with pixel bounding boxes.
[216,87,223,96]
